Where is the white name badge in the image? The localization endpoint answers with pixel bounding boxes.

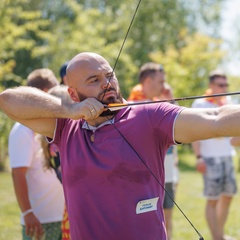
[136,197,159,214]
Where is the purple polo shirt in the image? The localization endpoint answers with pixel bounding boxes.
[53,102,183,240]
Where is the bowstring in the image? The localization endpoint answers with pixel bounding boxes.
[106,116,204,240]
[100,0,142,102]
[101,1,204,239]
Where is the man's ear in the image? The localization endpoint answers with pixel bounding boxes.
[68,87,80,102]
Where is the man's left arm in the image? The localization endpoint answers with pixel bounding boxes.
[174,105,240,143]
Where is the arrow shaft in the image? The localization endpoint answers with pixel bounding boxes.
[107,91,240,111]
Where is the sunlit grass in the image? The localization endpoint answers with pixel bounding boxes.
[0,171,21,240]
[0,147,240,239]
[173,147,240,239]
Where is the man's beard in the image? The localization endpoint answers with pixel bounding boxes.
[77,88,123,116]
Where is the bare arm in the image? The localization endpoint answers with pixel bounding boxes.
[191,141,206,174]
[12,168,44,238]
[230,136,240,146]
[12,168,32,214]
[191,141,201,158]
[175,105,240,143]
[0,87,104,138]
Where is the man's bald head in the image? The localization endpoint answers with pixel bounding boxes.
[66,52,110,87]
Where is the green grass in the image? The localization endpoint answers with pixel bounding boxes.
[0,171,21,240]
[173,149,240,239]
[1,149,240,239]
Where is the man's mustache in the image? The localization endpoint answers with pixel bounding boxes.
[99,88,117,99]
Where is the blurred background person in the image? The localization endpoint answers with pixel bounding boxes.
[59,61,69,85]
[128,62,166,101]
[128,62,179,240]
[8,69,65,240]
[191,69,237,240]
[39,85,73,240]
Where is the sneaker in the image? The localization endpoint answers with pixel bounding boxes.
[223,235,236,240]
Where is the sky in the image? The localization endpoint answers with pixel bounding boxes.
[220,0,240,75]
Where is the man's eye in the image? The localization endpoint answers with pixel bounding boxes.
[91,78,98,83]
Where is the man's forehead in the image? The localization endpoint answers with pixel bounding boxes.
[212,76,227,82]
[66,54,114,85]
[71,54,111,72]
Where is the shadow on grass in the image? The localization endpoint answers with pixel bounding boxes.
[178,159,196,172]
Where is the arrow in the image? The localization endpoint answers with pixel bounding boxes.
[106,91,240,111]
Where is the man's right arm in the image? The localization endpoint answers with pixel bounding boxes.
[0,86,105,138]
[0,87,63,137]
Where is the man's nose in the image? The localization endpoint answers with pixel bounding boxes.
[102,77,112,89]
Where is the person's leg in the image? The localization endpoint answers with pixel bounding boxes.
[216,195,232,239]
[203,157,222,240]
[163,182,174,240]
[164,208,173,240]
[205,199,220,240]
[217,156,237,239]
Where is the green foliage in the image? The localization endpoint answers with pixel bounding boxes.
[0,0,53,88]
[0,0,233,169]
[0,113,14,170]
[0,0,225,92]
[39,0,138,97]
[0,172,21,240]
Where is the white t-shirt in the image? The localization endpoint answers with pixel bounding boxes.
[164,145,178,183]
[192,98,235,157]
[8,123,64,225]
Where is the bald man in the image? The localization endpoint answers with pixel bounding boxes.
[1,52,240,240]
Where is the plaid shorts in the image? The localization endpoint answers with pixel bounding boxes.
[203,156,237,199]
[22,221,62,240]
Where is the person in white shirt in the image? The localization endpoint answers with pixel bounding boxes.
[8,69,65,240]
[128,62,179,240]
[191,69,237,240]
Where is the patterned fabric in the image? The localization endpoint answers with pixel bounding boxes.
[202,156,237,199]
[62,205,70,240]
[22,222,62,240]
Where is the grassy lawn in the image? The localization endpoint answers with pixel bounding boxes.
[0,171,21,240]
[173,148,240,239]
[1,147,240,239]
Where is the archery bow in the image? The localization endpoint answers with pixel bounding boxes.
[98,0,236,239]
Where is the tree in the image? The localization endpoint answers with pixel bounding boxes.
[106,0,224,68]
[0,0,53,89]
[36,0,138,97]
[0,0,54,169]
[0,0,230,169]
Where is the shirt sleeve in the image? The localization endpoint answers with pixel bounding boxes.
[8,124,35,168]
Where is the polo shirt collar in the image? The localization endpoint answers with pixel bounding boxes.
[82,106,131,131]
